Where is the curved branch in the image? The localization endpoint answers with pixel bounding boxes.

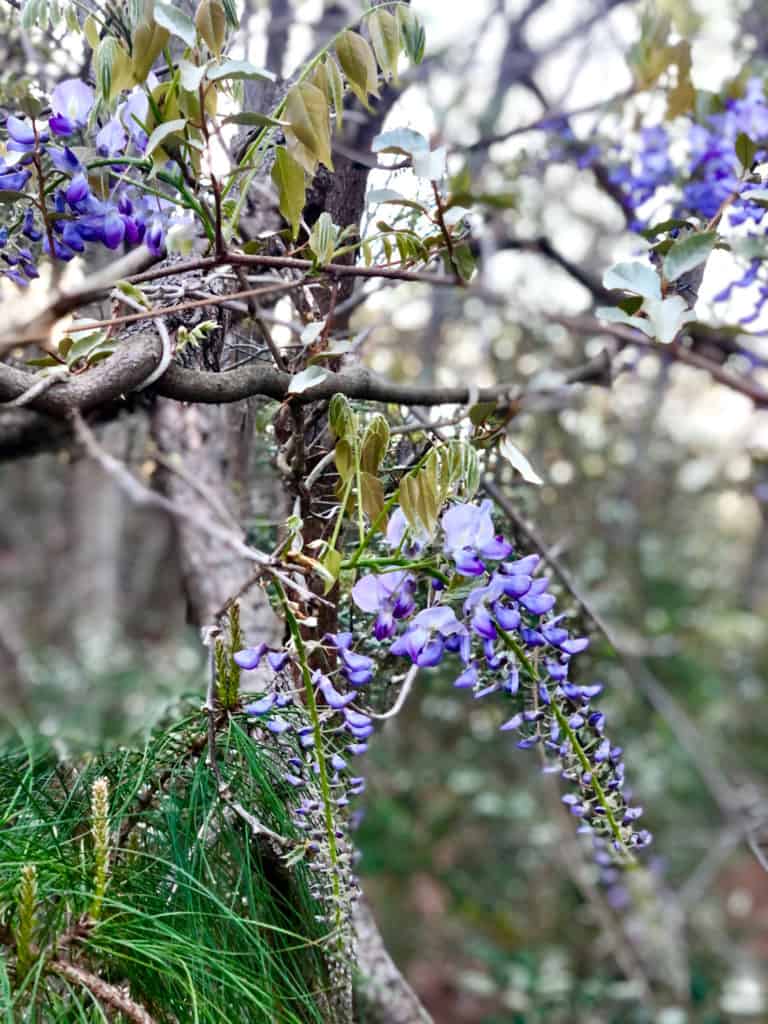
[0,334,162,414]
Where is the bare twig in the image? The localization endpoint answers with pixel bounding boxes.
[48,961,156,1024]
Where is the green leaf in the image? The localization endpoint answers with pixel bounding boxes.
[271,146,305,241]
[450,242,475,282]
[359,471,386,526]
[329,394,357,439]
[469,401,497,426]
[617,295,644,315]
[334,439,354,480]
[397,7,425,64]
[640,217,694,240]
[642,295,697,343]
[735,131,757,171]
[154,1,196,47]
[309,212,337,265]
[284,82,333,171]
[221,0,238,28]
[336,30,379,109]
[372,127,428,158]
[207,60,276,82]
[195,0,226,56]
[499,438,544,486]
[360,414,390,473]
[0,190,28,203]
[179,59,208,92]
[596,305,654,337]
[325,56,345,135]
[368,8,400,83]
[132,21,170,84]
[223,112,289,128]
[602,261,661,300]
[321,547,342,592]
[662,230,717,282]
[145,118,187,158]
[83,13,100,48]
[115,281,150,307]
[287,365,329,395]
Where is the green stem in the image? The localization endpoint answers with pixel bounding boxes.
[328,472,355,553]
[343,557,449,586]
[495,626,632,860]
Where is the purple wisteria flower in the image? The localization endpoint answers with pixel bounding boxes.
[351,569,416,639]
[49,79,95,136]
[442,499,512,574]
[390,605,468,666]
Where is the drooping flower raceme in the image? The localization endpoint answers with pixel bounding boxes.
[0,76,195,287]
[233,499,651,870]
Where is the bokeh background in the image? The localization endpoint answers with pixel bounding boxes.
[2,1,768,1021]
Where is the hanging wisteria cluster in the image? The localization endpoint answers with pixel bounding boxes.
[1,76,190,287]
[234,500,651,878]
[549,75,768,326]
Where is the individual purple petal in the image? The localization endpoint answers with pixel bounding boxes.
[453,548,486,575]
[266,716,291,734]
[267,650,290,671]
[244,693,276,715]
[412,606,463,635]
[502,554,540,575]
[521,592,556,615]
[51,78,95,127]
[593,738,611,763]
[493,602,521,631]
[101,209,125,249]
[474,683,498,698]
[348,724,374,739]
[561,637,589,655]
[499,574,532,599]
[503,666,520,694]
[479,534,512,560]
[234,643,268,669]
[500,713,523,731]
[96,117,127,156]
[340,649,374,684]
[5,115,36,145]
[49,113,75,136]
[325,631,353,650]
[146,219,164,255]
[284,773,304,787]
[331,753,347,771]
[453,664,478,689]
[48,145,81,174]
[347,742,368,755]
[351,574,381,612]
[373,609,396,640]
[344,709,372,729]
[318,677,355,710]
[521,627,546,647]
[0,168,31,191]
[65,173,90,205]
[471,603,496,639]
[416,638,444,666]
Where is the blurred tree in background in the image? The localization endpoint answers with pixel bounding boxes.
[1,0,768,1021]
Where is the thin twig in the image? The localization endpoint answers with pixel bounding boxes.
[48,961,156,1024]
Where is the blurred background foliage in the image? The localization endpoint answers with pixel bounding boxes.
[2,0,768,1021]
